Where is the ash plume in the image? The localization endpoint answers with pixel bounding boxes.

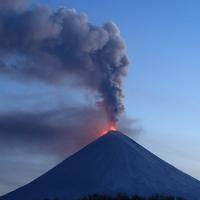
[0,4,129,123]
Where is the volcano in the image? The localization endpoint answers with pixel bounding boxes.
[1,131,200,200]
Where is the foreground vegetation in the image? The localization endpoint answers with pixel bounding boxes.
[42,194,186,200]
[80,194,186,200]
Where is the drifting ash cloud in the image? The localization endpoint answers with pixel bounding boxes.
[0,2,129,123]
[0,106,109,155]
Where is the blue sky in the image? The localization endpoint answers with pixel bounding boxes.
[1,0,200,195]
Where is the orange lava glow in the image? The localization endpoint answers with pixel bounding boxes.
[100,122,117,136]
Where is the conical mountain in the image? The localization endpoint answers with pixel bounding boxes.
[1,131,200,200]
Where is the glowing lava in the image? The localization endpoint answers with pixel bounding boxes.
[100,122,117,136]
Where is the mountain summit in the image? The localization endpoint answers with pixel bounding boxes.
[1,131,200,200]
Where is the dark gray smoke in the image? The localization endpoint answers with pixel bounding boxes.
[0,3,129,123]
[0,106,109,155]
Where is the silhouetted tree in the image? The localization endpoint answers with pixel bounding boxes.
[131,195,146,200]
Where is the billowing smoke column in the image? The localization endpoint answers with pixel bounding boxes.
[0,1,129,124]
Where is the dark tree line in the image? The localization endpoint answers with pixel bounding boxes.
[80,194,186,200]
[42,194,186,200]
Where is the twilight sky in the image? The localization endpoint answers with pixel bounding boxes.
[1,0,200,196]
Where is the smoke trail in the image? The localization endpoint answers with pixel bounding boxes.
[0,4,129,123]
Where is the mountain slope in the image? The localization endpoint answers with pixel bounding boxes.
[1,131,200,200]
